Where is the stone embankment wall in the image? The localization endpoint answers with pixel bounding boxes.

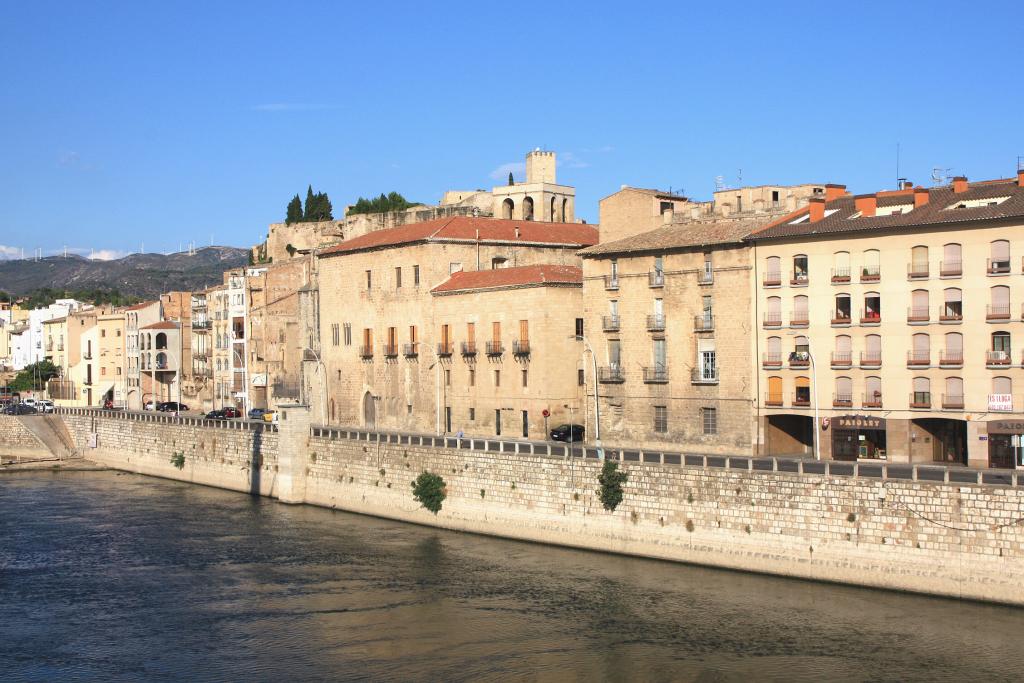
[0,416,49,460]
[36,411,1024,605]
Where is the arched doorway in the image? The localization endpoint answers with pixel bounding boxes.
[502,198,514,220]
[363,391,376,428]
[523,196,534,221]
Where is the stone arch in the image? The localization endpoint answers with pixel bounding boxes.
[155,332,167,349]
[502,198,514,220]
[561,198,569,222]
[363,391,376,427]
[550,196,557,222]
[523,196,534,221]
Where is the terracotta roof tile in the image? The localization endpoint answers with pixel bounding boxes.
[751,178,1024,241]
[125,301,158,311]
[431,265,582,294]
[319,216,598,257]
[140,321,179,330]
[580,218,762,257]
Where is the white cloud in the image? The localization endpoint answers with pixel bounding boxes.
[56,150,98,171]
[559,151,590,169]
[89,249,129,261]
[0,244,20,260]
[489,161,526,181]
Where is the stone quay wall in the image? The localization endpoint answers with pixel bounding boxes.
[0,416,48,459]
[33,410,1024,606]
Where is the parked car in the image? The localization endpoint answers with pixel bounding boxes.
[22,398,37,407]
[262,410,277,423]
[222,407,241,419]
[550,424,585,442]
[36,400,54,413]
[205,409,227,420]
[248,408,267,420]
[156,401,189,412]
[4,403,38,415]
[144,401,156,411]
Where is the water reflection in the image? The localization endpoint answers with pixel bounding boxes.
[1,471,1022,682]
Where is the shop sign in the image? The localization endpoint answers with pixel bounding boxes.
[988,394,1013,412]
[987,420,1024,435]
[835,415,885,430]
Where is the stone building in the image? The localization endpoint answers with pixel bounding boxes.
[125,301,161,410]
[492,150,575,222]
[210,271,248,412]
[96,309,126,407]
[749,170,1024,469]
[187,289,214,411]
[312,215,598,436]
[138,321,184,406]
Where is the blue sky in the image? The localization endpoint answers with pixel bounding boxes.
[2,1,1022,259]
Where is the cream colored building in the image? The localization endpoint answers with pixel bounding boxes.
[492,150,575,223]
[125,301,161,410]
[750,171,1024,469]
[312,215,598,436]
[97,310,126,406]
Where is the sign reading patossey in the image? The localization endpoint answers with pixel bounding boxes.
[988,394,1013,412]
[835,415,885,430]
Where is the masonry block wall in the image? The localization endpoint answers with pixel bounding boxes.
[0,416,48,458]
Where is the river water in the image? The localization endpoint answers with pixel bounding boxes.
[1,470,1022,682]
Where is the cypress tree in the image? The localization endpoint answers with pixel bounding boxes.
[508,171,514,186]
[285,194,303,224]
[303,185,316,221]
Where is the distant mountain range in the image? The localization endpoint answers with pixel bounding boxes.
[0,247,249,299]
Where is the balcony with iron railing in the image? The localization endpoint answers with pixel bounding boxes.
[789,310,809,327]
[942,394,965,410]
[907,261,929,279]
[907,350,931,366]
[940,260,962,277]
[192,320,211,330]
[461,341,477,356]
[860,352,882,368]
[764,392,784,407]
[691,367,719,384]
[830,352,852,369]
[987,258,1011,275]
[698,267,714,285]
[939,304,963,322]
[57,343,64,351]
[598,366,625,383]
[45,341,53,352]
[763,312,782,328]
[860,308,881,325]
[359,345,373,359]
[403,343,418,357]
[939,350,963,367]
[512,340,530,356]
[438,342,454,357]
[860,265,881,283]
[831,266,851,284]
[789,352,810,368]
[604,275,620,290]
[907,306,930,323]
[986,350,1013,367]
[987,304,1011,321]
[831,309,852,326]
[647,314,666,332]
[910,392,932,409]
[762,352,782,368]
[833,392,853,408]
[790,271,809,287]
[649,270,665,288]
[863,392,883,408]
[602,315,620,332]
[383,344,398,358]
[763,271,782,287]
[792,392,811,407]
[643,366,669,383]
[694,315,714,332]
[485,341,503,356]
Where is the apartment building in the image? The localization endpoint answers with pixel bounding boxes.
[314,215,598,436]
[188,290,214,411]
[125,301,161,410]
[749,171,1024,468]
[210,271,248,412]
[97,309,126,406]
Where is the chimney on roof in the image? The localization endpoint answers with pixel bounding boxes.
[952,176,968,193]
[824,184,847,201]
[913,186,930,208]
[514,226,520,239]
[854,194,877,217]
[1017,168,1024,188]
[808,196,826,223]
[902,180,914,190]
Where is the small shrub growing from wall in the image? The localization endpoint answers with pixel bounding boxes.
[597,461,628,511]
[170,451,185,470]
[412,471,446,514]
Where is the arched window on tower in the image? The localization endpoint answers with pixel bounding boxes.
[523,196,535,221]
[501,198,514,220]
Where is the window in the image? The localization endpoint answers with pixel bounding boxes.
[911,333,930,364]
[792,295,808,324]
[944,377,964,408]
[992,377,1013,410]
[395,266,402,288]
[495,409,502,436]
[699,340,717,381]
[101,329,106,338]
[700,253,713,283]
[654,406,668,433]
[494,369,500,387]
[910,290,929,321]
[701,407,717,435]
[863,292,881,321]
[832,251,850,281]
[910,245,928,277]
[409,325,418,345]
[365,270,372,289]
[608,339,621,368]
[575,318,584,337]
[491,257,508,269]
[865,376,882,405]
[834,293,851,321]
[834,335,852,365]
[944,332,963,364]
[992,332,1011,362]
[990,240,1011,273]
[834,376,852,406]
[767,376,783,405]
[469,407,475,421]
[578,368,585,386]
[765,336,782,365]
[912,377,931,407]
[942,243,962,276]
[862,249,880,280]
[521,368,528,387]
[795,376,811,404]
[413,265,420,286]
[765,255,781,284]
[469,368,475,387]
[450,262,463,275]
[792,254,808,283]
[765,296,782,326]
[331,323,340,346]
[653,255,664,275]
[343,323,352,346]
[942,289,962,319]
[445,369,451,386]
[989,286,1011,319]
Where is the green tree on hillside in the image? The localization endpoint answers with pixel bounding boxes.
[346,191,417,216]
[301,185,334,222]
[285,194,303,224]
[10,360,60,392]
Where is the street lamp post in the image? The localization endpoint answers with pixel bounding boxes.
[787,331,820,461]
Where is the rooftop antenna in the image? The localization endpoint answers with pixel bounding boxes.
[737,168,743,186]
[931,167,952,185]
[1018,155,1023,171]
[714,175,726,192]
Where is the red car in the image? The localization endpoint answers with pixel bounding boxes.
[222,407,241,418]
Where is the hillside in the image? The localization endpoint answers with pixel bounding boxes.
[0,247,249,299]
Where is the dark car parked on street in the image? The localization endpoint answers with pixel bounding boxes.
[550,424,585,442]
[205,410,227,420]
[4,403,38,415]
[156,402,189,412]
[222,407,241,419]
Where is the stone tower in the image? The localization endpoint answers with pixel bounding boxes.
[492,149,575,223]
[526,149,557,184]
